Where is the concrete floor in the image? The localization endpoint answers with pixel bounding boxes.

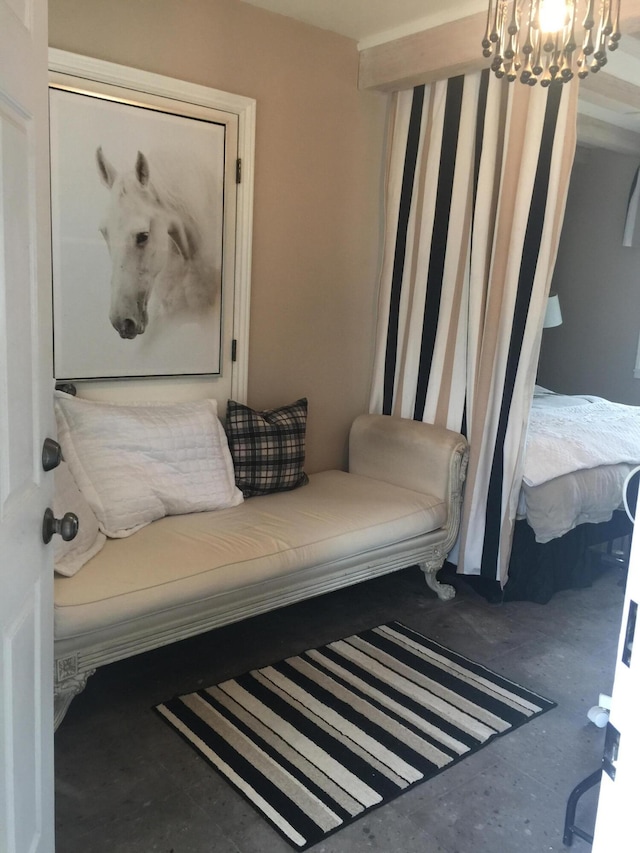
[55,561,625,852]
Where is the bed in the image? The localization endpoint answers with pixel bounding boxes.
[506,386,639,602]
[517,386,640,542]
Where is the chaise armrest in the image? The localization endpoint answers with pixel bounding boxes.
[348,414,468,513]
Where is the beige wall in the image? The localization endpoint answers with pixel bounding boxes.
[48,0,388,472]
[538,145,640,405]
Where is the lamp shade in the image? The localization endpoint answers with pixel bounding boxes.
[544,294,562,328]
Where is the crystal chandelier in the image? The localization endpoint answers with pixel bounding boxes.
[482,0,622,86]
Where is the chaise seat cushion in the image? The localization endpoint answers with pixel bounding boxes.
[54,470,447,643]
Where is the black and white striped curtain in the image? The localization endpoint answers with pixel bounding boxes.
[370,70,577,584]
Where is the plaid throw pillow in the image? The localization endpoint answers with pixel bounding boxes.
[226,398,309,497]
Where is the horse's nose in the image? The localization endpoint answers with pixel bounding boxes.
[118,318,139,339]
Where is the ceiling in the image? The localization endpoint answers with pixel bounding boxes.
[240,0,486,48]
[241,0,640,151]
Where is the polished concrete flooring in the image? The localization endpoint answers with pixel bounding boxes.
[55,561,626,852]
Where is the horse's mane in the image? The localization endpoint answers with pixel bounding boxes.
[141,149,219,238]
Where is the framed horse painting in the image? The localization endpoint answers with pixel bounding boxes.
[49,73,235,381]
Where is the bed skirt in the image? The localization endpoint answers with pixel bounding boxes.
[442,510,632,604]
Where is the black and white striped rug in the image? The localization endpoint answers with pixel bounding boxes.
[155,622,555,850]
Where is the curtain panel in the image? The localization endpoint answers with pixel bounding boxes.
[370,71,577,585]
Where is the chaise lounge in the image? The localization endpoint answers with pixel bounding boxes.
[52,401,468,729]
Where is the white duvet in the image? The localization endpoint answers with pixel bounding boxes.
[523,389,640,488]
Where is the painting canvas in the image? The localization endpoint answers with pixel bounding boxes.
[50,87,226,379]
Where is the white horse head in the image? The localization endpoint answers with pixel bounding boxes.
[96,147,210,340]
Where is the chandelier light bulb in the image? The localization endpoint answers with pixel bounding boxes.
[539,0,567,33]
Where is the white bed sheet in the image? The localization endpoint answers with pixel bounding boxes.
[518,387,640,543]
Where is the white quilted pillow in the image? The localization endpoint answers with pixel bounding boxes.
[54,461,106,576]
[54,393,243,538]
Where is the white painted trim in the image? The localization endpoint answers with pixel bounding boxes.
[232,94,255,402]
[47,48,256,117]
[634,331,640,379]
[47,49,255,403]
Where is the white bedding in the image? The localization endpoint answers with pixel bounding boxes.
[523,387,640,487]
[519,387,640,542]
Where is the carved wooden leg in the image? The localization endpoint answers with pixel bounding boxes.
[54,669,95,730]
[420,559,456,601]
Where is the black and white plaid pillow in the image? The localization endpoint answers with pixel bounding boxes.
[225,398,309,497]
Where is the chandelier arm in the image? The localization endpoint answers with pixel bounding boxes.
[583,24,595,56]
[603,0,613,35]
[611,0,622,44]
[549,31,561,76]
[483,0,494,50]
[583,0,596,31]
[565,0,577,51]
[490,0,502,42]
[508,0,519,35]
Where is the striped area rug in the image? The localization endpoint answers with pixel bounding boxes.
[155,622,555,850]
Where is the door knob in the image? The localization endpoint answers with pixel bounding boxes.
[42,508,79,544]
[42,437,63,472]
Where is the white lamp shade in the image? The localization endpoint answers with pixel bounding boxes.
[544,294,562,328]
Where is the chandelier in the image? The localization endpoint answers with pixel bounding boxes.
[482,0,622,86]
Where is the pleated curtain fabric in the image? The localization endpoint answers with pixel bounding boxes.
[370,71,577,584]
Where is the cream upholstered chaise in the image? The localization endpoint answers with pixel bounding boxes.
[53,411,468,728]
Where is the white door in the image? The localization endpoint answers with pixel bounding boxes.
[0,0,56,850]
[592,520,640,851]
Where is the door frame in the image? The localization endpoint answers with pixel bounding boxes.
[47,48,255,404]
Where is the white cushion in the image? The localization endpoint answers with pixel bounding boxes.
[54,469,447,642]
[54,394,243,538]
[54,461,106,577]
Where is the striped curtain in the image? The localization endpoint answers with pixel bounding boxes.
[370,71,577,585]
